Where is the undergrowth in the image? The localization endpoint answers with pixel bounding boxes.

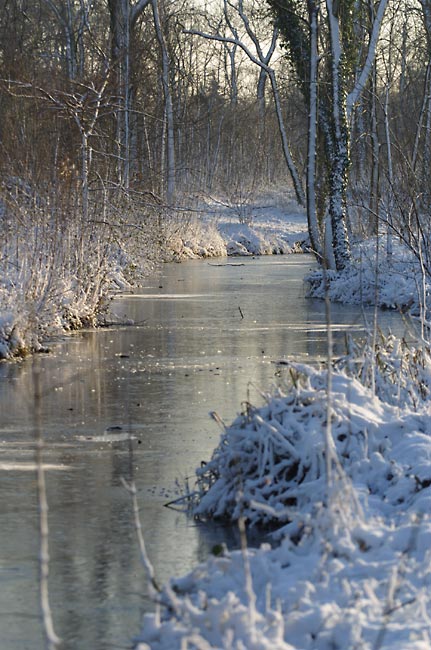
[192,335,431,533]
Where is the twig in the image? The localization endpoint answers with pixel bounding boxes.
[210,411,227,431]
[207,263,245,267]
[33,362,61,649]
[324,265,334,493]
[120,477,160,593]
[238,510,257,642]
[164,492,198,509]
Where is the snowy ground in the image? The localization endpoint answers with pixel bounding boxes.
[306,237,431,318]
[203,191,308,256]
[136,340,431,650]
[169,189,309,259]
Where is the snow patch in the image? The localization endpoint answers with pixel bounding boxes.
[136,340,431,650]
[306,238,430,316]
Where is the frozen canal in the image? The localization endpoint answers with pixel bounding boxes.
[0,255,407,650]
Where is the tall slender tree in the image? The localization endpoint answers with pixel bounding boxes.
[268,0,388,270]
[108,0,151,188]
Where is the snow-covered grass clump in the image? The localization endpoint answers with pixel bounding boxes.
[136,338,431,650]
[306,238,430,314]
[0,309,28,359]
[337,333,431,410]
[164,215,227,260]
[192,350,431,530]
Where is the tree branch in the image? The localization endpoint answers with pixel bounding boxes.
[346,0,389,121]
[131,0,151,27]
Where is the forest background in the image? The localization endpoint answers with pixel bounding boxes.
[2,3,431,648]
[0,0,431,353]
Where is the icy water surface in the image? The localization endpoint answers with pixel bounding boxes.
[0,256,407,650]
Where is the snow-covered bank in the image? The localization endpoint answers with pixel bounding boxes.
[167,189,308,260]
[0,188,308,360]
[135,338,431,650]
[164,217,227,260]
[208,191,308,256]
[0,223,139,360]
[306,238,430,317]
[0,186,154,359]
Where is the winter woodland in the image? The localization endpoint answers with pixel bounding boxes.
[1,1,431,649]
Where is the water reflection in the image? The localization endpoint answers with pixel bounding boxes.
[0,256,407,650]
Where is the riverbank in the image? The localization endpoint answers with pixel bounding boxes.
[306,237,431,317]
[0,188,308,360]
[136,335,431,650]
[167,190,308,259]
[2,186,429,362]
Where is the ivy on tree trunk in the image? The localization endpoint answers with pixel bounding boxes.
[268,0,388,271]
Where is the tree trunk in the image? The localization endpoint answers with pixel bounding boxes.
[306,0,322,258]
[268,70,306,207]
[151,0,176,203]
[108,0,150,188]
[369,64,380,235]
[326,0,351,270]
[383,85,393,261]
[108,0,129,185]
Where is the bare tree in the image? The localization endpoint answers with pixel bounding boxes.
[185,0,306,207]
[107,0,151,187]
[268,0,389,270]
[150,0,176,202]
